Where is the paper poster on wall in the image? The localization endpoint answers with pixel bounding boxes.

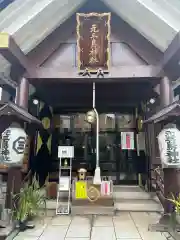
[121,132,134,150]
[58,146,74,158]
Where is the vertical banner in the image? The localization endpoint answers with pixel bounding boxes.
[36,102,53,155]
[76,12,111,72]
[121,132,135,150]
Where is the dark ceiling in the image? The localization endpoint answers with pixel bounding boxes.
[32,80,158,113]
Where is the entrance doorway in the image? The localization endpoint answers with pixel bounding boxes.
[33,81,153,186]
[54,113,142,185]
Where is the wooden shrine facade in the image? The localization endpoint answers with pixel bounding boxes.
[0,5,180,213]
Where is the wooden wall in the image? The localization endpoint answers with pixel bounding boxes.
[42,33,146,69]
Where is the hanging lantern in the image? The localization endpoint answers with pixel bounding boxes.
[1,126,27,166]
[86,110,96,124]
[158,126,180,168]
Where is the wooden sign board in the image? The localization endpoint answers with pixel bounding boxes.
[77,12,111,72]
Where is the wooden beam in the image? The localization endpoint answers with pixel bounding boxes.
[0,33,36,76]
[161,32,180,69]
[158,31,180,80]
[52,104,139,109]
[27,65,162,82]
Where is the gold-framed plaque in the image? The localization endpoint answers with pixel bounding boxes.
[76,12,111,72]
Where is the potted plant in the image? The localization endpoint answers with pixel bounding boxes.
[168,193,180,225]
[12,175,47,231]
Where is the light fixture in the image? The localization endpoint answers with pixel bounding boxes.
[149,98,155,104]
[86,110,96,124]
[33,99,39,105]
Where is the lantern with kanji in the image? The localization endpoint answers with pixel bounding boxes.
[1,127,27,166]
[158,126,180,168]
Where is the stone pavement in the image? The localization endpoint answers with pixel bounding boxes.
[13,212,173,240]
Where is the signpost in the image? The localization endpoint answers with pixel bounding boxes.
[56,146,74,215]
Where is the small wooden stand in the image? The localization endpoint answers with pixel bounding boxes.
[71,176,114,215]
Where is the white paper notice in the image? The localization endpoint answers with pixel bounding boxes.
[121,132,134,150]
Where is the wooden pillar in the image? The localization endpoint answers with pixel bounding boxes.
[159,76,180,214]
[15,77,29,109]
[5,77,29,209]
[160,76,173,108]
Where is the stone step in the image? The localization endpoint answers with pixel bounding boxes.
[113,186,159,201]
[71,205,114,215]
[44,185,163,216]
[113,185,144,192]
[114,199,163,212]
[44,200,114,216]
[113,190,153,200]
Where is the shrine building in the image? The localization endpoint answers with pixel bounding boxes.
[0,0,180,212]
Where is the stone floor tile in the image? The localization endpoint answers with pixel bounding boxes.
[39,225,68,239]
[113,213,140,239]
[65,238,89,240]
[91,226,116,240]
[113,212,132,222]
[66,224,90,238]
[70,216,90,225]
[137,228,167,240]
[130,212,152,228]
[113,214,135,228]
[115,229,141,239]
[51,215,72,225]
[17,223,47,238]
[131,212,161,229]
[93,216,113,226]
[14,237,38,240]
[114,222,141,239]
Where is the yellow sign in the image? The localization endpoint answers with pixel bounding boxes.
[75,181,87,199]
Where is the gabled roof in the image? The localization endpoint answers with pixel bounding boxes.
[0,0,179,77]
[1,0,179,54]
[0,102,41,125]
[103,0,179,52]
[0,0,86,75]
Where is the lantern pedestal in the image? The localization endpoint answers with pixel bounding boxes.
[0,102,41,230]
[5,166,22,209]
